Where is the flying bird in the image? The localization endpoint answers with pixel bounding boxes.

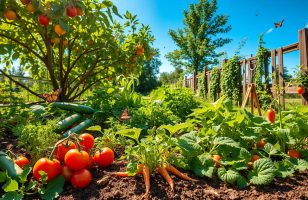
[274,20,284,28]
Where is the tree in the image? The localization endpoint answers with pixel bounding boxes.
[168,0,231,74]
[0,0,154,101]
[159,68,184,85]
[136,51,161,94]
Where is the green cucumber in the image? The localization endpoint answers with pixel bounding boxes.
[0,151,23,179]
[57,114,83,132]
[63,119,93,137]
[52,102,95,114]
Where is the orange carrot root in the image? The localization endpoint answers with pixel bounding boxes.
[142,165,150,198]
[158,166,174,190]
[111,172,130,177]
[165,165,197,182]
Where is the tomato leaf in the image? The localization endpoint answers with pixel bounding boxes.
[86,125,101,132]
[274,161,295,178]
[191,153,215,178]
[263,143,280,157]
[116,128,142,142]
[213,137,240,148]
[217,168,239,184]
[286,158,308,171]
[0,172,7,183]
[3,178,19,192]
[177,132,203,158]
[0,192,23,200]
[18,166,32,184]
[39,176,65,200]
[159,123,193,136]
[248,158,276,185]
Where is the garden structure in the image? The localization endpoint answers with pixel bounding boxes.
[184,28,308,107]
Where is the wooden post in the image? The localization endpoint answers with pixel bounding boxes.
[192,72,197,91]
[299,28,308,105]
[271,50,277,99]
[184,76,187,88]
[242,59,247,100]
[203,68,207,95]
[248,60,252,84]
[277,48,285,110]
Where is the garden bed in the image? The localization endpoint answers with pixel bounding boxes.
[1,134,307,200]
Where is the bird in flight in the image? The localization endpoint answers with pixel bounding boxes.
[274,19,284,28]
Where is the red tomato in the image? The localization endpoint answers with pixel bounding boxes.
[62,166,73,182]
[93,147,114,167]
[54,141,76,162]
[288,150,301,158]
[212,155,221,168]
[14,156,30,168]
[66,6,77,17]
[64,149,89,171]
[266,108,275,124]
[79,133,95,151]
[297,86,305,94]
[33,158,62,181]
[256,139,267,149]
[21,0,31,5]
[38,15,49,26]
[85,155,94,169]
[71,169,92,189]
[250,155,261,162]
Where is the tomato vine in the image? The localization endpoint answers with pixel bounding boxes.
[209,67,221,101]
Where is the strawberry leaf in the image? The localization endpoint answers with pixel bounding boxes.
[191,153,215,178]
[248,158,276,185]
[274,161,295,178]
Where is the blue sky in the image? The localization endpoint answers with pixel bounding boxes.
[113,0,308,74]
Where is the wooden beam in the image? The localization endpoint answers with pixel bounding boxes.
[271,50,277,99]
[277,48,285,110]
[282,42,299,54]
[299,28,308,105]
[248,60,252,84]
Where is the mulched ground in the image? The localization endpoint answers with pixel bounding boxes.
[1,132,308,200]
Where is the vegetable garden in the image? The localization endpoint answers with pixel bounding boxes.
[0,0,307,200]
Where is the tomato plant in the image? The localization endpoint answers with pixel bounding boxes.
[94,147,114,167]
[266,108,275,124]
[297,86,305,94]
[33,158,62,181]
[54,141,77,162]
[288,150,301,158]
[64,149,89,171]
[256,139,267,149]
[71,169,92,189]
[62,166,74,182]
[85,155,94,169]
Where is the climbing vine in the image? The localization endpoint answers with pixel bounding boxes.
[210,67,221,101]
[197,71,206,98]
[256,34,271,108]
[221,56,241,102]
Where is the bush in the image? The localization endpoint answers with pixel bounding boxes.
[13,118,60,163]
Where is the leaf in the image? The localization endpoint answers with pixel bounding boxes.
[86,125,101,132]
[0,172,7,183]
[213,137,240,148]
[263,143,279,157]
[177,132,203,158]
[191,153,215,178]
[39,176,65,200]
[159,123,193,135]
[3,178,19,192]
[248,158,276,185]
[217,168,240,184]
[0,192,23,200]
[116,128,142,142]
[18,166,32,184]
[127,162,138,176]
[286,158,308,171]
[274,161,295,178]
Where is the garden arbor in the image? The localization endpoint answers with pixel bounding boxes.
[0,0,155,101]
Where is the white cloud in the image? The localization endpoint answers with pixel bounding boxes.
[305,22,308,28]
[266,28,274,34]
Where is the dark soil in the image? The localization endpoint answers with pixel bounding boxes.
[1,132,308,200]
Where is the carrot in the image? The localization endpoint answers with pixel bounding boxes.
[112,164,144,177]
[157,166,174,190]
[142,165,150,199]
[165,165,197,182]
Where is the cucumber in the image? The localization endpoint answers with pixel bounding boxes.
[0,151,23,179]
[52,102,95,114]
[63,119,93,137]
[57,113,83,132]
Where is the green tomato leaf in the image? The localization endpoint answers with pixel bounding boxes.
[3,178,19,192]
[213,137,240,148]
[86,125,101,132]
[159,123,193,136]
[116,128,142,142]
[177,132,203,158]
[274,161,295,178]
[264,143,279,157]
[248,158,276,185]
[286,158,308,171]
[39,176,65,200]
[18,166,32,184]
[191,153,215,178]
[217,168,240,184]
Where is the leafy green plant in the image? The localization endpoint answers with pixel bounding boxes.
[13,119,60,163]
[221,57,242,103]
[197,72,206,98]
[209,67,221,101]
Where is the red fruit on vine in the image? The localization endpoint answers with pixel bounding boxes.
[297,86,305,94]
[38,15,49,26]
[67,6,77,18]
[266,108,275,124]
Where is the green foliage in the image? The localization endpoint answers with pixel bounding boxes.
[221,57,241,102]
[209,67,221,101]
[163,87,200,121]
[197,72,206,98]
[13,119,60,162]
[248,158,276,185]
[168,0,231,73]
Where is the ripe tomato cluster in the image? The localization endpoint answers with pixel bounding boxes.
[31,133,114,189]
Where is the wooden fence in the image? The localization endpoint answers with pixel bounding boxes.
[183,28,308,107]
